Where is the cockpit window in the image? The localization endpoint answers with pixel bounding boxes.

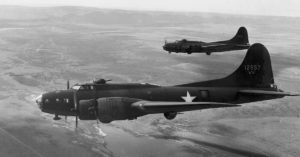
[71,85,95,90]
[80,85,94,90]
[71,85,81,90]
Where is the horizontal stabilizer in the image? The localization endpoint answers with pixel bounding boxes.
[239,90,299,96]
[132,101,239,113]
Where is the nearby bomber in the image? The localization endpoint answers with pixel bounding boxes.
[36,43,298,126]
[163,27,250,55]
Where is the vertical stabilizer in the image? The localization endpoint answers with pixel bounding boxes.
[178,43,274,88]
[230,26,249,44]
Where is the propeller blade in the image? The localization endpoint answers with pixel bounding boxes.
[67,80,70,89]
[75,116,78,128]
[73,91,79,128]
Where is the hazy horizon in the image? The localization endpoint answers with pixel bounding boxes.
[0,0,299,17]
[0,4,299,19]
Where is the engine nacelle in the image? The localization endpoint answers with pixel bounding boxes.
[164,112,177,120]
[79,97,144,123]
[78,99,97,120]
[79,98,143,123]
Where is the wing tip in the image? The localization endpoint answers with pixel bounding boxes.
[287,93,300,96]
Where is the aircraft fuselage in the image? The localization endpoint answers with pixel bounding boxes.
[39,83,281,118]
[163,40,250,55]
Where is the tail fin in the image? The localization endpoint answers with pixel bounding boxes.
[229,26,249,44]
[178,43,274,88]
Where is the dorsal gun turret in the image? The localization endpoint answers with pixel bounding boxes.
[93,78,112,84]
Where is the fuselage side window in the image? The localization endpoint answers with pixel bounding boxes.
[45,99,49,103]
[64,98,69,103]
[199,90,210,100]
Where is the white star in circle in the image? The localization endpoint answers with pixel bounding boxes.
[181,91,196,102]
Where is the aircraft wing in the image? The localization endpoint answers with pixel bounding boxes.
[201,43,227,47]
[200,43,249,48]
[238,90,299,96]
[132,101,239,114]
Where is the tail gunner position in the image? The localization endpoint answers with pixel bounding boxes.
[36,43,298,126]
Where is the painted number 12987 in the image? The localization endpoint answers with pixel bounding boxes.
[244,64,261,75]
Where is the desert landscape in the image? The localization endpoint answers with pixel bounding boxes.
[0,6,300,157]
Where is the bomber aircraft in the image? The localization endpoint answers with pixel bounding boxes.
[36,43,298,127]
[163,27,250,55]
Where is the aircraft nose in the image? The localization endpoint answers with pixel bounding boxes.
[163,44,170,51]
[35,94,43,110]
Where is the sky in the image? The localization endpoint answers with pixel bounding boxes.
[0,0,299,17]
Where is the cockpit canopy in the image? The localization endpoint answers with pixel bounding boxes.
[71,85,81,90]
[174,39,187,44]
[71,85,95,91]
[71,78,111,91]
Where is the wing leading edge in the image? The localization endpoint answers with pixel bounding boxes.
[132,101,239,114]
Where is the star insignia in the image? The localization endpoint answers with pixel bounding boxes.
[181,91,196,102]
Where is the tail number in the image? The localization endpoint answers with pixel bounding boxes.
[244,65,261,75]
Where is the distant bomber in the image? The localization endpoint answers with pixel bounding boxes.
[163,27,250,55]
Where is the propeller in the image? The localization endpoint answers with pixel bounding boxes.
[73,90,79,128]
[70,80,101,128]
[65,80,70,121]
[67,80,70,89]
